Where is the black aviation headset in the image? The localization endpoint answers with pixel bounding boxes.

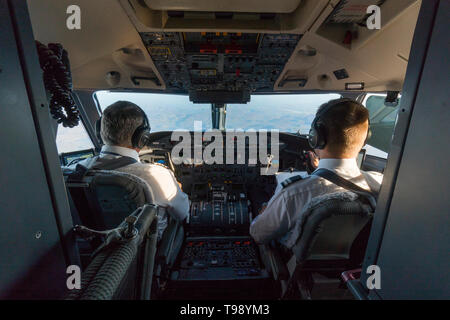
[308,98,372,150]
[96,106,151,149]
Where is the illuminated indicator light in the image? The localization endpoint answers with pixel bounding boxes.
[148,46,171,56]
[235,241,241,245]
[237,32,242,36]
[225,44,243,54]
[201,32,206,36]
[200,44,218,54]
[223,32,228,36]
[200,69,217,76]
[216,32,220,36]
[343,31,352,45]
[345,82,365,90]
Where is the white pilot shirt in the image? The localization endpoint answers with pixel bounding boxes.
[249,158,383,246]
[86,145,189,222]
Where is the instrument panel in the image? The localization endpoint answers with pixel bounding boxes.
[140,131,310,284]
[140,131,311,179]
[139,130,312,236]
[175,236,268,281]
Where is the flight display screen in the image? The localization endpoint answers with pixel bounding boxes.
[60,148,95,166]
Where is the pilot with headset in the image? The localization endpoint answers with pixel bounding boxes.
[250,98,383,247]
[74,100,189,229]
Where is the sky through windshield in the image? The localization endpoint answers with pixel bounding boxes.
[95,91,341,133]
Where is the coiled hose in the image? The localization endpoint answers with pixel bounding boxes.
[64,248,111,300]
[35,41,79,128]
[80,241,138,300]
[66,205,158,300]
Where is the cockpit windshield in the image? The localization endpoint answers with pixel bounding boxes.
[95,91,341,133]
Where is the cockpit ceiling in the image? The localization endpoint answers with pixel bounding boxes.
[27,0,421,94]
[144,0,303,14]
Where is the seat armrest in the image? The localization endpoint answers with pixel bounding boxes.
[166,226,184,267]
[157,218,179,263]
[155,218,184,279]
[260,243,290,281]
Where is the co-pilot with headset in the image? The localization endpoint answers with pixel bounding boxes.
[74,101,189,230]
[250,98,383,246]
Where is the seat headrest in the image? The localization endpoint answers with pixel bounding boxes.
[89,169,154,204]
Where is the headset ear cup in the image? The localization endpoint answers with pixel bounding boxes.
[308,127,318,149]
[96,118,103,145]
[132,127,151,149]
[309,125,326,149]
[314,123,327,150]
[139,131,151,149]
[131,109,151,149]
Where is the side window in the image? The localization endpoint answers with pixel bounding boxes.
[56,122,94,154]
[363,93,401,157]
[366,95,387,120]
[381,108,399,123]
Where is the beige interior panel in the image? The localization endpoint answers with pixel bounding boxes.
[276,0,421,92]
[121,0,330,33]
[26,0,164,90]
[144,0,303,14]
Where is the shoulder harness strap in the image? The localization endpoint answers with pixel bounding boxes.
[312,168,378,210]
[67,156,138,182]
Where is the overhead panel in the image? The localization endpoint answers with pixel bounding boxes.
[140,32,301,101]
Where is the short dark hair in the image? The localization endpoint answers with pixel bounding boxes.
[316,99,369,153]
[100,101,145,147]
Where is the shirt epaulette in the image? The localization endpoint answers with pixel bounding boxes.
[281,175,303,188]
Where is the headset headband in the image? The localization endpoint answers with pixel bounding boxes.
[309,98,371,150]
[138,108,150,131]
[312,98,354,127]
[96,106,151,147]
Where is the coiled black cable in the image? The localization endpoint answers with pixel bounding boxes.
[64,248,111,300]
[35,41,80,127]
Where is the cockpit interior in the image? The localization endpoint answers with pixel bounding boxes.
[1,0,448,303]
